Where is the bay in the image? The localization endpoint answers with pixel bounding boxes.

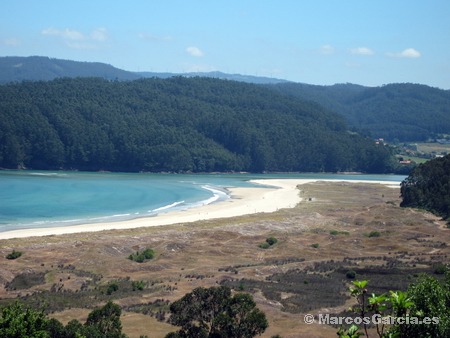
[0,170,406,232]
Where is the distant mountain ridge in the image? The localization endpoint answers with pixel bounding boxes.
[0,56,141,82]
[0,56,288,84]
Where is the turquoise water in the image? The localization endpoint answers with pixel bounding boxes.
[0,171,406,232]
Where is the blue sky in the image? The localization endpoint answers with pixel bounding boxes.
[1,0,449,88]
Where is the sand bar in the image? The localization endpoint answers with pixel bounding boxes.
[0,179,400,240]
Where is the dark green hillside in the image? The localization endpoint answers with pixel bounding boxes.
[271,82,450,142]
[0,77,395,173]
[401,154,450,222]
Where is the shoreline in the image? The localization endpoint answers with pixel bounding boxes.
[0,179,400,240]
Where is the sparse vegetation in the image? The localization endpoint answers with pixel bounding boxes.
[311,243,320,248]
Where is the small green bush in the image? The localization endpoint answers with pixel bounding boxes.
[6,250,22,260]
[106,281,119,295]
[311,243,319,248]
[368,231,381,238]
[128,248,155,263]
[330,230,349,236]
[132,280,146,291]
[266,237,278,246]
[259,236,278,249]
[258,242,271,249]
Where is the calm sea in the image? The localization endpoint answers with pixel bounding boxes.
[0,171,406,232]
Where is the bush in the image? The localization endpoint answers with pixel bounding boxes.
[259,237,278,249]
[330,230,349,236]
[132,280,146,291]
[128,248,155,263]
[106,281,119,295]
[311,243,320,248]
[6,250,22,260]
[266,237,278,246]
[258,243,271,249]
[346,270,357,279]
[433,263,447,275]
[368,231,381,238]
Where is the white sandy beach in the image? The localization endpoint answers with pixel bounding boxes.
[0,179,400,240]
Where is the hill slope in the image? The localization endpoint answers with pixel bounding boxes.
[271,82,450,142]
[0,77,395,173]
[0,56,141,83]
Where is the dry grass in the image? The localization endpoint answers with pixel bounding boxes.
[0,181,449,338]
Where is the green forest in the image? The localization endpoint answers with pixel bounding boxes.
[0,77,398,173]
[401,154,450,222]
[272,82,450,142]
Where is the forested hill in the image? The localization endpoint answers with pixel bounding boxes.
[270,82,450,142]
[0,77,396,173]
[401,154,450,222]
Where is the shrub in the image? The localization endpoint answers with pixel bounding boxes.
[106,281,119,295]
[266,237,278,246]
[128,248,155,263]
[311,243,320,248]
[6,250,22,260]
[132,280,146,291]
[258,243,271,249]
[433,263,447,275]
[330,230,349,236]
[368,231,381,238]
[259,237,278,249]
[346,270,357,279]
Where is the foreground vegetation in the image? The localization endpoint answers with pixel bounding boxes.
[0,286,269,338]
[0,77,397,173]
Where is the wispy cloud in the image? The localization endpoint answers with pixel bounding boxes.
[186,46,204,57]
[319,44,335,55]
[138,33,173,42]
[349,47,374,55]
[42,27,84,40]
[41,27,109,49]
[91,28,108,42]
[2,37,21,46]
[386,48,421,58]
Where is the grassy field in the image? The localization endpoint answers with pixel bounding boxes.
[1,181,449,338]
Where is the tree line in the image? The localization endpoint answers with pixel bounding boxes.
[0,77,398,173]
[401,154,450,223]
